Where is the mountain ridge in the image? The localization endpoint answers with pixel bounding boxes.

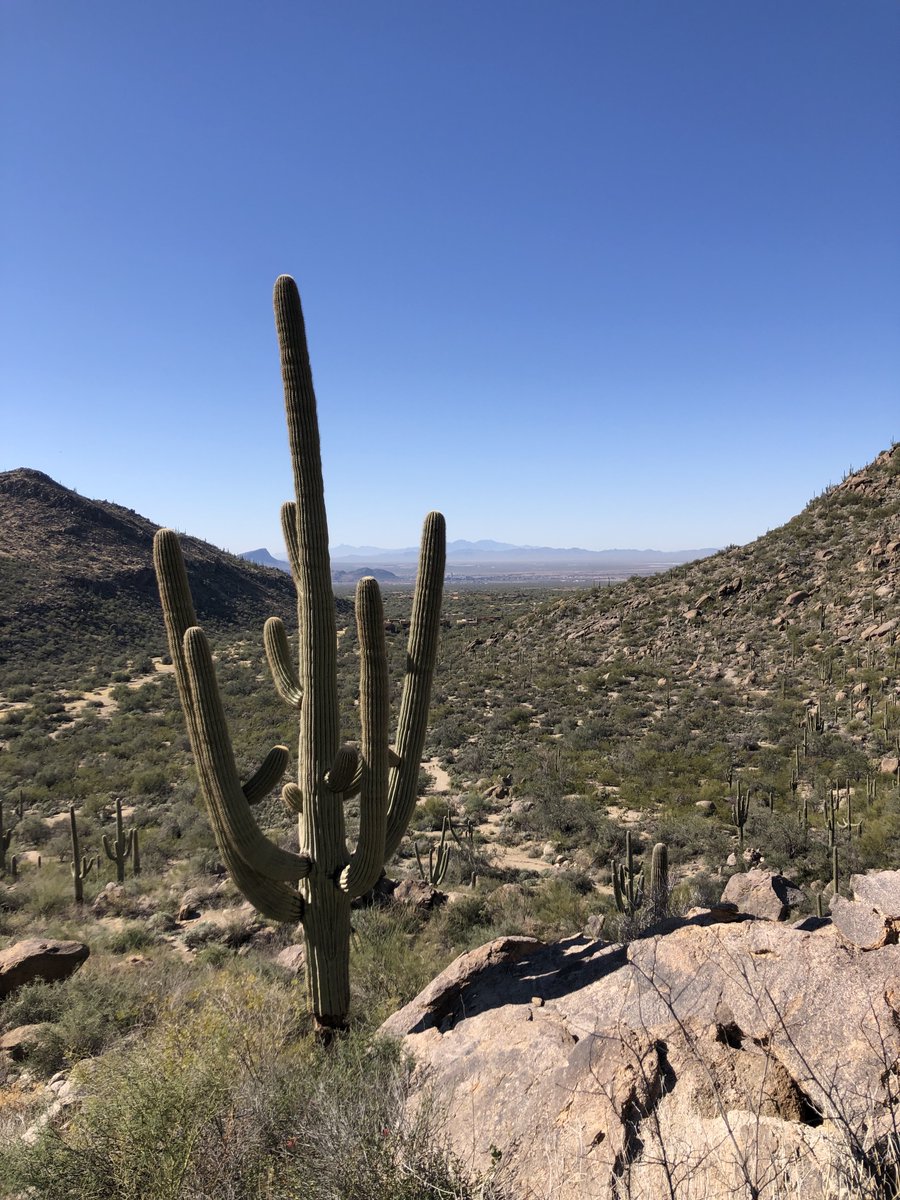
[0,468,349,681]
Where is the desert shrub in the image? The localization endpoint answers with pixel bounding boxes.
[435,894,494,949]
[103,923,161,955]
[408,795,451,833]
[527,875,601,936]
[349,905,442,1026]
[1,961,165,1078]
[3,977,504,1200]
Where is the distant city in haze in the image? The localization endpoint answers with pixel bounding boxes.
[241,538,719,584]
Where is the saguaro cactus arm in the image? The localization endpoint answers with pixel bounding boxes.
[153,530,309,922]
[263,618,303,709]
[339,577,390,898]
[242,745,291,805]
[384,510,447,860]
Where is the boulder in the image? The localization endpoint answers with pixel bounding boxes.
[382,920,900,1199]
[274,944,306,975]
[694,800,716,817]
[0,1023,54,1062]
[0,939,89,999]
[392,879,447,910]
[719,869,803,921]
[582,914,607,940]
[828,870,900,950]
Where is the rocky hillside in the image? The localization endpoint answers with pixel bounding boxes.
[0,469,348,682]
[426,443,900,897]
[525,443,900,690]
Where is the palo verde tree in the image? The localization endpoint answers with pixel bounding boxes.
[153,275,445,1032]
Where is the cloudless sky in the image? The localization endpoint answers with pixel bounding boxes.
[2,2,898,554]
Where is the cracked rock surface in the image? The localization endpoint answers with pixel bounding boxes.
[381,914,900,1199]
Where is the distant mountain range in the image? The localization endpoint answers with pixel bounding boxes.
[241,540,718,579]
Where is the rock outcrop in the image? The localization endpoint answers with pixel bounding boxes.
[381,915,900,1199]
[830,869,900,950]
[0,939,89,999]
[720,868,804,921]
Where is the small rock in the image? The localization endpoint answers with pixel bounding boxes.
[91,882,126,916]
[393,878,446,910]
[851,870,900,916]
[830,894,900,950]
[583,914,607,940]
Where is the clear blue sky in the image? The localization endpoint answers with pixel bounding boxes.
[2,2,898,554]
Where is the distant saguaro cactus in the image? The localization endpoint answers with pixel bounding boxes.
[649,841,669,920]
[731,783,750,849]
[69,806,96,906]
[153,275,445,1032]
[612,830,644,917]
[102,797,134,883]
[415,814,453,888]
[0,802,11,874]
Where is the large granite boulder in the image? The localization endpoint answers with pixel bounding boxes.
[381,916,900,1199]
[830,869,900,949]
[0,939,89,999]
[720,868,804,920]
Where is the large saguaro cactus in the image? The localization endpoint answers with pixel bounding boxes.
[153,275,445,1030]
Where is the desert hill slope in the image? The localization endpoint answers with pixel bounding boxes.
[519,443,900,691]
[0,468,347,682]
[428,443,900,894]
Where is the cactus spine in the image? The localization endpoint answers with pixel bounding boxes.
[69,806,95,905]
[153,275,445,1031]
[102,797,134,883]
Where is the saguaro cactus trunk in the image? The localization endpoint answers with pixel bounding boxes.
[153,276,445,1030]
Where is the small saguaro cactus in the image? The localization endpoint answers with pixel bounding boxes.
[153,275,446,1032]
[0,802,12,873]
[69,805,96,905]
[731,783,751,849]
[102,797,135,883]
[648,841,669,921]
[415,815,452,888]
[612,830,644,917]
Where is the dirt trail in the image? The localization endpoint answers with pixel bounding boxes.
[422,757,451,793]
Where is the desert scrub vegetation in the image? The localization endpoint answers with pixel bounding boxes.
[1,966,508,1200]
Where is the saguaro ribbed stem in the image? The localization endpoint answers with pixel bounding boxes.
[153,275,445,1029]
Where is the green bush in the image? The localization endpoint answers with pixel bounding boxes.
[3,975,505,1200]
